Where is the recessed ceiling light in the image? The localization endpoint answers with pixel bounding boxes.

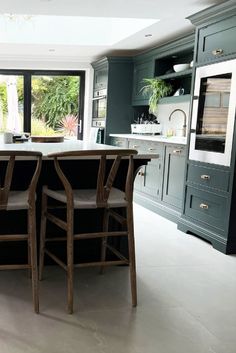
[145,34,152,37]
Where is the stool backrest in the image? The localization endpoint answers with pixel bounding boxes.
[48,149,138,208]
[0,151,42,210]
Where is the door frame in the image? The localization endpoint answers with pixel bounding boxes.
[0,69,86,139]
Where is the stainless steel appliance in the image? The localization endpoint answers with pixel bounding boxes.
[92,88,107,128]
[189,59,236,166]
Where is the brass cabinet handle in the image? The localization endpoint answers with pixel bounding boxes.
[173,149,182,154]
[201,174,210,180]
[212,48,223,56]
[132,145,139,148]
[200,203,209,210]
[138,170,145,176]
[148,148,156,151]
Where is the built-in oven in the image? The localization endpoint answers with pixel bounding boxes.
[92,88,107,128]
[189,58,236,166]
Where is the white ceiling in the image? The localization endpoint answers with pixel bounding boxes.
[0,0,225,63]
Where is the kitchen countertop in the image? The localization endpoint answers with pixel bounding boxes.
[110,133,187,145]
[0,136,156,159]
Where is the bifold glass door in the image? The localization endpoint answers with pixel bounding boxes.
[0,70,85,139]
[31,75,81,137]
[189,59,236,166]
[0,74,24,133]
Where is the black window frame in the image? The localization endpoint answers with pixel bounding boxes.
[0,69,85,138]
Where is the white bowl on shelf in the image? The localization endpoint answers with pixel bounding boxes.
[173,63,190,72]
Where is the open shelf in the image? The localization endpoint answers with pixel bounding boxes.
[156,68,193,80]
[159,94,191,104]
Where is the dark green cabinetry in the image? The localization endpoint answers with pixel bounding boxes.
[134,141,186,221]
[187,163,230,192]
[92,57,133,144]
[184,185,228,235]
[179,160,232,251]
[131,33,195,110]
[154,40,194,100]
[163,145,186,209]
[188,0,236,64]
[127,139,164,199]
[197,15,236,63]
[179,1,236,254]
[111,136,186,222]
[132,58,154,105]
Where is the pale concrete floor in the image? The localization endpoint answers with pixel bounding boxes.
[0,203,236,353]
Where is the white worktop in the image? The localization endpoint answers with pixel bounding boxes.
[110,134,187,145]
[0,137,154,159]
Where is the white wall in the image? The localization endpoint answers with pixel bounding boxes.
[0,59,94,140]
[157,101,190,137]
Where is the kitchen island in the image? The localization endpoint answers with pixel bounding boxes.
[0,138,151,264]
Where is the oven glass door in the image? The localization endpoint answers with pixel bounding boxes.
[92,97,106,120]
[189,59,236,166]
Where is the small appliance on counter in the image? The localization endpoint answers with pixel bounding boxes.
[13,133,30,143]
[131,112,162,135]
[131,123,162,135]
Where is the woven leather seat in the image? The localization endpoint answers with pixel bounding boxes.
[0,151,42,313]
[39,149,138,313]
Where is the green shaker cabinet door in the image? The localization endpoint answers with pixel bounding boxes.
[162,145,186,209]
[142,158,162,199]
[132,59,154,105]
[197,15,236,63]
[133,142,163,198]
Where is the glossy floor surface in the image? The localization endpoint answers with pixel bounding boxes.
[0,203,236,353]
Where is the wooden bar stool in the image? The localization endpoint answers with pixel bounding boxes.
[0,151,42,313]
[39,149,138,314]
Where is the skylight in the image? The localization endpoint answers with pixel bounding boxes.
[0,14,159,46]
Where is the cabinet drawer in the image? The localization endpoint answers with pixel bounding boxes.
[187,163,230,191]
[128,140,159,155]
[185,187,227,231]
[197,15,236,63]
[110,137,128,148]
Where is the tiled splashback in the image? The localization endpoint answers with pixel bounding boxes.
[157,101,190,137]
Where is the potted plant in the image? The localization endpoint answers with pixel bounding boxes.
[140,78,172,113]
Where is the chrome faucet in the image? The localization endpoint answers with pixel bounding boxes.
[168,109,187,137]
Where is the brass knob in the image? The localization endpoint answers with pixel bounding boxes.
[132,145,139,148]
[138,170,145,176]
[173,149,182,154]
[200,175,210,180]
[212,49,223,56]
[200,203,209,209]
[148,148,156,151]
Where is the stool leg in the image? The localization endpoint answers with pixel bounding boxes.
[127,204,137,307]
[27,236,31,278]
[28,206,39,314]
[100,209,109,274]
[67,207,74,314]
[39,190,47,281]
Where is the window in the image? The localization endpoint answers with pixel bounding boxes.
[0,70,85,139]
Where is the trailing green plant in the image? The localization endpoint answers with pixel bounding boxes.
[140,78,172,113]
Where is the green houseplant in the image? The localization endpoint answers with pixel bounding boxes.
[140,78,172,113]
